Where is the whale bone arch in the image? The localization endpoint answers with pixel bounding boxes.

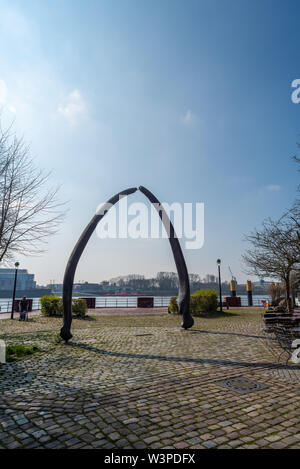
[60,186,194,342]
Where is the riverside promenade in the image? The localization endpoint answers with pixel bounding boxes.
[0,308,299,449]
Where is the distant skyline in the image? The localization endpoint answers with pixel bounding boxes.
[0,0,299,285]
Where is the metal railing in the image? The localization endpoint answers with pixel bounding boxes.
[95,296,137,308]
[0,298,41,314]
[239,296,271,307]
[0,294,275,314]
[94,296,171,308]
[0,296,171,313]
[94,295,272,308]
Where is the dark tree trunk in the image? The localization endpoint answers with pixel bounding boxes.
[284,274,293,313]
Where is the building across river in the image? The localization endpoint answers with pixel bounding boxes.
[0,268,51,298]
[0,268,36,291]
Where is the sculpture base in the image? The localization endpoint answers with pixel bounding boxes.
[60,327,73,343]
[181,316,194,330]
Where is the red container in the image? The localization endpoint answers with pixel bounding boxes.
[81,298,96,309]
[225,296,241,307]
[137,297,154,308]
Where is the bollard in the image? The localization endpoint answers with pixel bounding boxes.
[246,280,253,306]
[0,340,6,364]
[230,280,236,297]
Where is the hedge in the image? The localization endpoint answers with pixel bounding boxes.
[168,296,179,314]
[40,296,62,317]
[40,296,88,318]
[168,289,218,316]
[191,289,218,315]
[72,298,87,318]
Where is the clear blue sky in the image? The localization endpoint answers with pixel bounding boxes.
[0,0,299,285]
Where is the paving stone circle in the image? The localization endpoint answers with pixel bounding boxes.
[0,309,299,449]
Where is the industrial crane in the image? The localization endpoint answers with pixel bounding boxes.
[228,266,237,284]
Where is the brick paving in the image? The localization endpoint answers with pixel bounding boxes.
[0,309,299,449]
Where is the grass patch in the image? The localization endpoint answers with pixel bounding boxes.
[0,308,264,339]
[80,315,96,321]
[6,344,41,362]
[197,310,241,319]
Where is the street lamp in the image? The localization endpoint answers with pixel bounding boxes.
[216,259,222,313]
[10,262,20,320]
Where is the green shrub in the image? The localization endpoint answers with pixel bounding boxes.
[54,333,63,344]
[191,289,218,315]
[168,296,179,314]
[40,296,62,317]
[169,289,218,317]
[6,344,40,362]
[72,298,87,318]
[190,295,199,314]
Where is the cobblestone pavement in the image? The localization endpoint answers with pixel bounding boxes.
[0,309,299,449]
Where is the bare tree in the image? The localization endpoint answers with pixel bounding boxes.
[293,151,300,195]
[0,120,65,263]
[243,216,300,313]
[288,153,300,231]
[290,270,300,307]
[294,154,300,167]
[268,282,282,304]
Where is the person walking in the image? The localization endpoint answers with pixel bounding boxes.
[19,296,29,321]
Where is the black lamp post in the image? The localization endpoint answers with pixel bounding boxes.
[217,258,222,313]
[10,262,20,320]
